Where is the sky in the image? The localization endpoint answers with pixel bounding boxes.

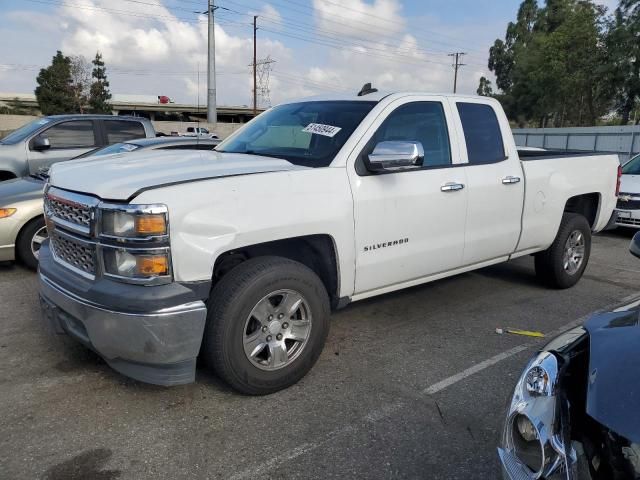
[0,0,622,108]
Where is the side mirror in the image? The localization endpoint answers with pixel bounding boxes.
[367,141,424,173]
[630,232,640,259]
[32,136,51,151]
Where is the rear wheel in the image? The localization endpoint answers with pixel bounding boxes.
[16,216,48,270]
[201,256,330,395]
[535,213,591,289]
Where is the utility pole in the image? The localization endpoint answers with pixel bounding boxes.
[448,52,466,94]
[207,0,217,124]
[253,15,258,116]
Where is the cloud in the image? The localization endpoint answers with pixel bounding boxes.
[312,0,405,40]
[0,0,493,107]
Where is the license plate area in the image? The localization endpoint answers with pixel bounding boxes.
[618,211,632,219]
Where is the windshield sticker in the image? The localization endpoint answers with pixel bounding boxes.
[302,123,342,138]
[121,144,138,152]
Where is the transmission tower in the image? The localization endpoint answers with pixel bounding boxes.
[253,56,275,109]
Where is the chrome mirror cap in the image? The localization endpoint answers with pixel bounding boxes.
[367,140,424,173]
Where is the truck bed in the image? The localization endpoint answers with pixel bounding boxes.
[517,149,615,161]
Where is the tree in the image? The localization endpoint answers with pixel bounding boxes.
[70,55,91,113]
[605,1,640,124]
[477,76,494,96]
[34,51,75,115]
[488,0,611,127]
[89,52,112,114]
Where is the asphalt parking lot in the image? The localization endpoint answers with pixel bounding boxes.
[1,229,639,480]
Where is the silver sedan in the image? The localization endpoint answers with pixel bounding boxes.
[0,136,219,269]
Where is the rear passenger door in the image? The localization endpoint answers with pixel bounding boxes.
[451,99,524,265]
[27,120,98,173]
[348,96,468,295]
[102,119,147,144]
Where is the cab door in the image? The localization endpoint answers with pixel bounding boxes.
[347,96,468,296]
[449,99,525,265]
[26,120,99,173]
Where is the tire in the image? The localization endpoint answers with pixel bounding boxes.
[534,213,591,289]
[16,216,48,271]
[202,256,331,395]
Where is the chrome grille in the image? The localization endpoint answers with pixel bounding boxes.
[50,232,96,276]
[45,194,92,229]
[617,199,640,210]
[616,216,640,226]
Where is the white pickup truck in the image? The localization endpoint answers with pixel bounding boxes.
[38,91,620,394]
[182,126,218,139]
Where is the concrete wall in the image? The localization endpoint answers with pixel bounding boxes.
[0,115,244,140]
[0,114,39,137]
[151,121,243,139]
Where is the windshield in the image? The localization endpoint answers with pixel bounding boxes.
[622,154,640,175]
[0,118,52,145]
[216,101,377,167]
[73,142,141,159]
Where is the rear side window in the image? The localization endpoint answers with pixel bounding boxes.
[105,120,146,143]
[40,120,96,149]
[457,103,505,164]
[371,101,451,167]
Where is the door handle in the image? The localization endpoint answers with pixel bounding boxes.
[502,176,521,184]
[441,182,465,192]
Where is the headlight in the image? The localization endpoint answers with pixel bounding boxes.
[0,208,17,219]
[98,203,171,285]
[100,205,168,240]
[498,351,575,479]
[103,248,171,280]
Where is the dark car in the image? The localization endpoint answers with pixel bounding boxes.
[498,232,640,479]
[72,136,219,159]
[0,115,156,181]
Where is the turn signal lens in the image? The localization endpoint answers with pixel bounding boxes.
[137,255,169,275]
[103,249,171,280]
[135,214,167,235]
[0,208,17,219]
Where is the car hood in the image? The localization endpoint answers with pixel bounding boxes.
[620,174,640,195]
[583,299,640,443]
[48,150,306,200]
[0,176,45,206]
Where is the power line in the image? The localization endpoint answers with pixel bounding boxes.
[218,0,488,66]
[230,0,488,58]
[23,0,206,24]
[281,0,484,49]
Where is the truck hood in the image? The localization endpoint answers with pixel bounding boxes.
[48,150,304,200]
[620,174,640,195]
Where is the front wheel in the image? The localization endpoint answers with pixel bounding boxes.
[16,216,48,270]
[201,256,330,395]
[535,213,591,289]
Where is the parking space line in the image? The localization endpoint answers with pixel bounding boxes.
[228,292,640,480]
[422,344,530,395]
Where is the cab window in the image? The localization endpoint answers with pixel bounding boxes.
[457,103,505,164]
[105,120,146,143]
[367,101,452,168]
[37,120,96,149]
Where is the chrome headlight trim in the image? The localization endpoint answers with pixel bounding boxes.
[499,351,576,479]
[97,202,170,243]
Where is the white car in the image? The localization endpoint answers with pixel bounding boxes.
[615,153,640,228]
[38,90,620,394]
